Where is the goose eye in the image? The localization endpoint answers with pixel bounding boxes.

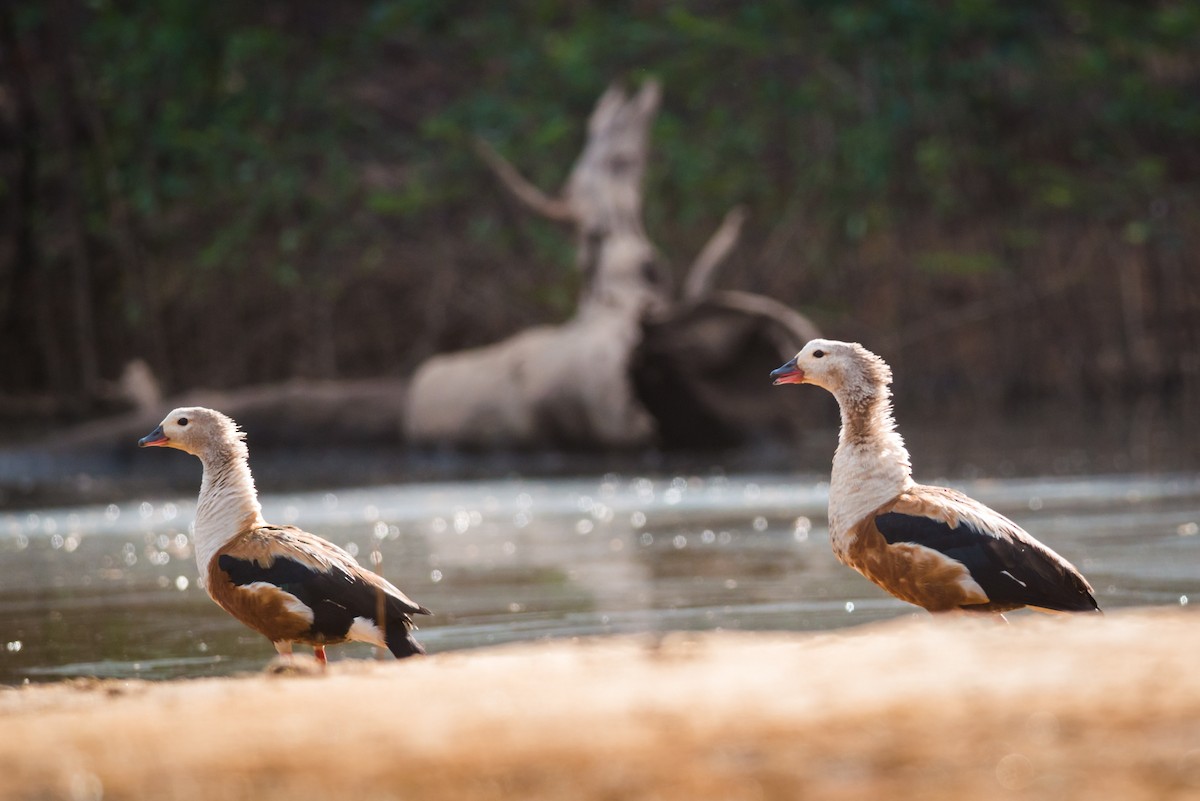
[177,417,189,426]
[813,350,825,359]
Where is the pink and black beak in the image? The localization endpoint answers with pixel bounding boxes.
[770,357,806,386]
[138,425,169,448]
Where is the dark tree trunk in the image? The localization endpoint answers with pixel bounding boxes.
[47,0,100,400]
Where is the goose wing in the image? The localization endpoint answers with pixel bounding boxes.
[212,525,430,646]
[875,486,1100,613]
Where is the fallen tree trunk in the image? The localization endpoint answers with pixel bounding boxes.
[405,80,819,450]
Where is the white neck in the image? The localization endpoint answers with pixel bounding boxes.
[192,446,265,587]
[827,392,914,551]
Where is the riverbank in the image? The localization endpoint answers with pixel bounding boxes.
[2,609,1197,800]
[6,401,1197,511]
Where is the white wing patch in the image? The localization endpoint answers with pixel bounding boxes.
[241,581,314,624]
[347,616,386,648]
[1000,570,1028,588]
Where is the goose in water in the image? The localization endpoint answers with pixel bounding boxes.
[771,340,1100,615]
[139,407,430,665]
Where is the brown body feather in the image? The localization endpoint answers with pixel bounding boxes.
[844,520,993,613]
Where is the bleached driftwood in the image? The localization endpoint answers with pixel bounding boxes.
[405,82,668,449]
[405,80,818,450]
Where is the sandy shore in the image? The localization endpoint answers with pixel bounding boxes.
[2,609,1198,800]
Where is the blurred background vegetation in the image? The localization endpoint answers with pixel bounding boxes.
[1,0,1197,428]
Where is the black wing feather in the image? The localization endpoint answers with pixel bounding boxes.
[218,554,426,651]
[874,511,1099,612]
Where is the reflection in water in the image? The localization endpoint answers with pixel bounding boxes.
[1,472,1198,683]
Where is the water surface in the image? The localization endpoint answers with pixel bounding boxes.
[2,471,1197,684]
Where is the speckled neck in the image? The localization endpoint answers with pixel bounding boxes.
[827,388,914,556]
[838,391,895,445]
[193,444,265,588]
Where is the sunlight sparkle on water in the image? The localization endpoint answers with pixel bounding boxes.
[5,471,1198,684]
[794,517,812,542]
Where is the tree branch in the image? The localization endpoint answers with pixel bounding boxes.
[473,137,576,224]
[683,206,747,301]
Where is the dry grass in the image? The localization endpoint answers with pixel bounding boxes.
[2,609,1199,800]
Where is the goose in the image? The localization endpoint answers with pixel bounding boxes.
[771,339,1100,615]
[139,407,430,665]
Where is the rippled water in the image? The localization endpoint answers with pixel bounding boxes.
[2,471,1198,684]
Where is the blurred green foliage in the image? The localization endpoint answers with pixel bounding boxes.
[0,0,1197,410]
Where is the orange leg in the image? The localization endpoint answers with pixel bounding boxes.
[314,645,327,666]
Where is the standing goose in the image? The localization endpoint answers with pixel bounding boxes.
[771,339,1100,615]
[139,407,430,664]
